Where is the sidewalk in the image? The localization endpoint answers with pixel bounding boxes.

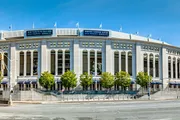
[12,98,180,105]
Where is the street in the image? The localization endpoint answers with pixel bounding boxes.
[0,100,179,120]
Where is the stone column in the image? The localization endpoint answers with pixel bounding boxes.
[102,46,105,72]
[132,48,136,80]
[62,50,65,74]
[126,52,128,73]
[176,57,178,79]
[40,40,47,73]
[119,51,121,72]
[112,50,114,74]
[105,40,113,74]
[161,47,169,89]
[55,50,58,76]
[136,43,143,74]
[73,40,80,81]
[171,57,173,79]
[88,50,90,74]
[153,54,155,78]
[31,51,33,76]
[95,51,97,76]
[24,51,26,76]
[16,51,19,77]
[10,43,16,87]
[147,54,149,75]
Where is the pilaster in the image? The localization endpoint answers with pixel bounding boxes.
[40,40,47,73]
[105,40,112,74]
[10,43,16,86]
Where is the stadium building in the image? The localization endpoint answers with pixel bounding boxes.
[0,28,178,91]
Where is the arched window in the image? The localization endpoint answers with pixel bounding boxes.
[26,51,31,75]
[168,56,171,78]
[149,54,153,77]
[144,54,148,73]
[155,55,159,77]
[90,50,95,75]
[4,53,8,76]
[51,50,55,75]
[65,50,70,72]
[33,51,38,75]
[20,51,24,76]
[128,52,132,76]
[97,51,102,75]
[82,50,88,73]
[114,51,119,74]
[121,52,126,71]
[58,50,63,75]
[178,59,180,79]
[173,57,176,78]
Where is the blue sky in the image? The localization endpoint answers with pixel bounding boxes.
[0,0,180,46]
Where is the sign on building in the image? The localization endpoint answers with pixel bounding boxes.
[83,30,109,37]
[26,30,53,37]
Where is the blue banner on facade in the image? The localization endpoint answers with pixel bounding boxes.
[83,30,109,37]
[26,30,53,37]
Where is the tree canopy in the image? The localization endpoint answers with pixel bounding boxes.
[136,72,152,87]
[115,71,131,90]
[61,70,77,89]
[100,72,114,89]
[0,71,3,82]
[39,71,54,89]
[80,72,93,90]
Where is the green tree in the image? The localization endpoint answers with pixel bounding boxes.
[136,72,152,93]
[39,71,55,90]
[61,70,77,90]
[0,71,3,82]
[80,72,93,90]
[115,71,131,91]
[100,72,114,90]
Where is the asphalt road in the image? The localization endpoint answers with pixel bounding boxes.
[0,100,180,120]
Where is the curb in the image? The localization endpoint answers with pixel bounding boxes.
[12,99,180,104]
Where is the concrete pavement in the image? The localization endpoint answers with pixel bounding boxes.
[0,100,180,120]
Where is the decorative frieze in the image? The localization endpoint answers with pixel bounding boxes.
[80,41,103,48]
[18,43,39,49]
[142,45,159,52]
[167,49,180,55]
[0,45,9,50]
[49,41,71,48]
[112,42,133,49]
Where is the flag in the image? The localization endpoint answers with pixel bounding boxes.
[54,22,57,28]
[136,31,139,35]
[76,22,79,28]
[99,23,102,29]
[119,26,122,32]
[148,34,152,38]
[9,25,12,31]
